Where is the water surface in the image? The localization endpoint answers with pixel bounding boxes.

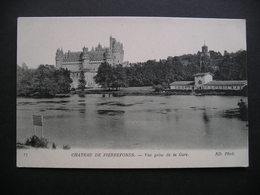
[17,95,248,149]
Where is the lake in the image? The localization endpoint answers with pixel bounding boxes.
[17,95,248,149]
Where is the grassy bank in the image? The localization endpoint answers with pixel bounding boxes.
[81,87,247,96]
[18,86,247,98]
[80,86,157,96]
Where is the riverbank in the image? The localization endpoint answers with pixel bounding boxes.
[17,86,247,98]
[81,87,247,96]
[82,86,157,96]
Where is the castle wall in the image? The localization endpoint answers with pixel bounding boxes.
[62,62,81,72]
[56,60,63,69]
[112,52,123,65]
[85,61,102,71]
[82,59,89,70]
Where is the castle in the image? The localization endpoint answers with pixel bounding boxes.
[55,36,124,88]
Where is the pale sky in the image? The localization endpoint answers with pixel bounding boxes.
[17,17,246,68]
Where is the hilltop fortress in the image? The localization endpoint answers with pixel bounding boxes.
[55,36,124,88]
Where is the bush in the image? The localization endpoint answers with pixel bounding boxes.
[25,135,49,148]
[52,142,57,149]
[78,91,85,97]
[63,145,71,150]
[153,84,164,92]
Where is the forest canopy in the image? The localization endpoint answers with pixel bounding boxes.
[95,50,247,88]
[17,64,72,97]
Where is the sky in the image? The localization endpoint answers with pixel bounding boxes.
[17,17,246,68]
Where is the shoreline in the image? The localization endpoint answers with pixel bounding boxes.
[17,86,247,98]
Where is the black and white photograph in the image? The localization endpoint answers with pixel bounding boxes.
[16,17,248,168]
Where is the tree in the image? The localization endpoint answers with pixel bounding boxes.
[95,63,128,90]
[125,63,146,87]
[31,65,59,97]
[111,64,127,90]
[55,68,72,94]
[17,65,35,96]
[78,70,86,91]
[17,64,72,97]
[94,62,113,90]
[21,62,29,69]
[123,50,247,86]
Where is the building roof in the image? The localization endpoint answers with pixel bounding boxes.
[204,80,247,86]
[63,52,82,62]
[89,51,106,61]
[170,81,195,86]
[193,72,213,77]
[62,50,107,62]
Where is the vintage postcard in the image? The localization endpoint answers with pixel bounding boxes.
[17,17,248,168]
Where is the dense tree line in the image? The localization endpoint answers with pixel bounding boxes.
[95,50,246,88]
[94,63,127,90]
[17,50,247,96]
[17,64,72,97]
[214,50,247,80]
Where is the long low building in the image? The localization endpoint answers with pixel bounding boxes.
[170,81,194,90]
[170,72,247,91]
[202,80,247,90]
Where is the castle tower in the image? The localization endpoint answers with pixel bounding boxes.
[201,41,210,57]
[55,48,64,69]
[109,36,124,65]
[103,48,113,64]
[96,43,103,51]
[199,42,210,72]
[109,36,114,50]
[202,44,208,54]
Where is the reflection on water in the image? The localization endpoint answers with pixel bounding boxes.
[97,110,125,116]
[17,95,248,149]
[203,111,210,123]
[98,101,134,107]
